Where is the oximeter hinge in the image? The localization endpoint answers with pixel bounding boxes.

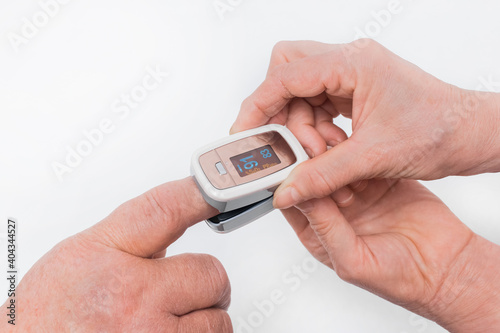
[206,196,274,233]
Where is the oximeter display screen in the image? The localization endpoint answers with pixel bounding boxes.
[230,145,281,177]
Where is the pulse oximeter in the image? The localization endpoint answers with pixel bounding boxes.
[191,124,308,233]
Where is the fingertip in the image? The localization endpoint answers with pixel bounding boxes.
[229,121,244,135]
[316,119,348,148]
[331,187,355,208]
[350,179,369,193]
[287,99,327,157]
[304,147,315,159]
[273,188,291,209]
[273,185,302,210]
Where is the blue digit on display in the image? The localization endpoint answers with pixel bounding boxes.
[239,155,258,170]
[230,145,280,177]
[244,161,258,169]
[260,149,272,158]
[240,155,253,163]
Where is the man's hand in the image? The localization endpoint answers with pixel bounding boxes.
[282,179,500,332]
[3,178,232,332]
[231,40,500,209]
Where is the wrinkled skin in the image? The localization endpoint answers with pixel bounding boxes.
[282,179,500,332]
[2,178,232,333]
[231,39,500,209]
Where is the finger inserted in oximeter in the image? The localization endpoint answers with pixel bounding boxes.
[191,124,308,233]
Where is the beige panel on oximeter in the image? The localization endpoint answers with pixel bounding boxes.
[191,124,308,233]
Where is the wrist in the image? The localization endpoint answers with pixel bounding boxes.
[448,87,500,176]
[426,234,500,332]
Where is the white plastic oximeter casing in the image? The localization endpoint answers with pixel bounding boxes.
[191,124,308,233]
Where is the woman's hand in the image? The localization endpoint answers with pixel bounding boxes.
[231,40,500,209]
[282,179,500,332]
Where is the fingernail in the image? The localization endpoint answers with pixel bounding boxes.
[337,192,354,207]
[351,180,368,192]
[327,140,340,147]
[351,181,363,189]
[304,148,315,158]
[274,186,301,209]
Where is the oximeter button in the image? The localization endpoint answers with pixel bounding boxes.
[215,162,227,175]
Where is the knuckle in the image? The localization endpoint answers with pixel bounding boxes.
[350,38,380,52]
[334,263,357,283]
[268,65,294,99]
[240,95,256,114]
[220,311,233,333]
[207,256,232,309]
[239,96,250,113]
[240,95,272,119]
[196,311,233,333]
[271,40,292,57]
[211,311,233,333]
[197,312,214,332]
[334,258,363,285]
[347,38,386,67]
[358,38,378,48]
[199,254,231,293]
[334,264,352,282]
[266,63,284,80]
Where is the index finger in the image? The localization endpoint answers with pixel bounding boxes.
[231,46,356,133]
[145,254,231,315]
[87,177,217,258]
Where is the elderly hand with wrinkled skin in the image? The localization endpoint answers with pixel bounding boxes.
[231,39,500,210]
[282,178,500,332]
[232,39,500,332]
[1,178,232,332]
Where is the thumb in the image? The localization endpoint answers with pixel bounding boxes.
[273,138,373,209]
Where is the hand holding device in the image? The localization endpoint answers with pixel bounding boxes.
[282,179,500,332]
[231,40,500,210]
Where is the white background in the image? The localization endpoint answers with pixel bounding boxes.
[1,0,500,332]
